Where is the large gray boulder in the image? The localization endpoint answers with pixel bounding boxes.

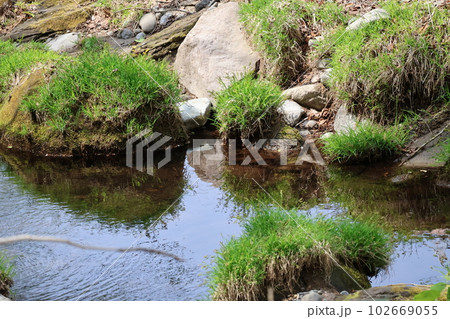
[333,104,357,133]
[46,32,80,52]
[282,84,329,111]
[347,8,390,31]
[174,2,260,99]
[277,100,306,126]
[177,98,212,130]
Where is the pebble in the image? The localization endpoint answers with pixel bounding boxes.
[135,32,146,41]
[301,291,323,301]
[304,120,318,129]
[140,13,157,33]
[119,28,134,39]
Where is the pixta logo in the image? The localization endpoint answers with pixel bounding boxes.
[126,130,325,175]
[126,129,172,176]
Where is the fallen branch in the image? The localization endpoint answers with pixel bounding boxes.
[0,235,183,261]
[400,122,449,166]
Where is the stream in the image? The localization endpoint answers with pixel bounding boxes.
[0,131,449,300]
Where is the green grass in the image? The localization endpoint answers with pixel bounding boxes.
[313,0,449,118]
[240,0,348,85]
[0,40,60,102]
[435,137,450,164]
[321,122,410,163]
[23,40,181,134]
[0,254,13,297]
[14,39,186,154]
[214,74,284,140]
[208,208,391,300]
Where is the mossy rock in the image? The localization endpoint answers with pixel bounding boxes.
[336,284,448,301]
[330,265,371,293]
[131,11,203,59]
[0,68,44,127]
[3,1,93,41]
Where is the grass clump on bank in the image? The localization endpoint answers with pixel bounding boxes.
[19,38,186,154]
[314,0,449,118]
[240,0,348,85]
[208,208,391,301]
[214,74,284,140]
[321,122,409,163]
[0,254,13,297]
[0,40,60,102]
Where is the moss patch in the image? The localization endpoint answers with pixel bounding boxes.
[0,68,45,127]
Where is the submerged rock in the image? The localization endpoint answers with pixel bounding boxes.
[46,32,80,52]
[347,8,390,31]
[277,100,306,126]
[140,13,157,33]
[282,84,329,111]
[177,98,212,130]
[174,2,260,98]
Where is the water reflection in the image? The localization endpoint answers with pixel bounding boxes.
[1,150,188,226]
[0,138,449,300]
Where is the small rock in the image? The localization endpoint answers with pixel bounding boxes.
[390,174,412,184]
[195,0,211,12]
[308,36,324,47]
[340,291,349,296]
[320,69,332,85]
[334,104,357,133]
[283,84,329,111]
[316,59,331,69]
[119,28,134,39]
[299,130,310,138]
[46,32,80,52]
[177,98,212,130]
[347,9,390,31]
[160,12,175,26]
[140,13,157,33]
[135,32,146,41]
[277,100,306,126]
[321,132,333,139]
[301,291,323,301]
[304,120,318,129]
[310,73,321,84]
[107,30,114,36]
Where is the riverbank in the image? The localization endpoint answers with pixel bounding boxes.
[0,0,448,164]
[0,0,448,301]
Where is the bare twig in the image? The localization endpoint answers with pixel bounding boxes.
[399,122,449,166]
[0,235,183,261]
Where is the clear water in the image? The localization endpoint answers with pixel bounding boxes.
[0,139,448,300]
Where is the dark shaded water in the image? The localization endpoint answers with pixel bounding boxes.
[0,137,449,300]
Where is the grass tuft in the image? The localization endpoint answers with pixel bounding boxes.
[0,40,60,102]
[0,254,13,297]
[240,0,348,85]
[214,74,284,140]
[313,0,449,118]
[208,208,391,301]
[18,39,186,153]
[321,121,410,163]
